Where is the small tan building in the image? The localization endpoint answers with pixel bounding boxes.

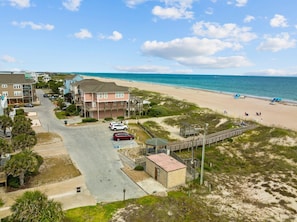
[146,153,187,188]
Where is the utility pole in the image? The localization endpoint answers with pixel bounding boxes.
[200,123,208,185]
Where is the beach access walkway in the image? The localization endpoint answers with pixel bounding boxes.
[167,125,257,152]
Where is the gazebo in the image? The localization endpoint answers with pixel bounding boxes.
[145,138,168,154]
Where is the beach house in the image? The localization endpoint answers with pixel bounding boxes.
[0,73,36,105]
[71,79,130,119]
[63,74,83,95]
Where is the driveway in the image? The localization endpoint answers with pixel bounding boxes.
[32,89,146,202]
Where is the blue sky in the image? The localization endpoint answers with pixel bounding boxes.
[0,0,296,76]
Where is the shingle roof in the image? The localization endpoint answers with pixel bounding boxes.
[0,74,34,84]
[146,153,186,172]
[75,79,129,92]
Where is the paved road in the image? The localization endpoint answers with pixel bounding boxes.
[32,89,146,202]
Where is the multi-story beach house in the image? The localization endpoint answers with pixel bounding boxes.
[72,79,130,119]
[0,73,36,105]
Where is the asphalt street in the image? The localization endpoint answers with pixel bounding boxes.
[32,89,146,202]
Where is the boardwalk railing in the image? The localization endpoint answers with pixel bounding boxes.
[167,125,257,152]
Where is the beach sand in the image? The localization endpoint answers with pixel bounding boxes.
[84,76,297,132]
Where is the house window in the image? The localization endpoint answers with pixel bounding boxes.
[14,91,22,96]
[13,84,22,89]
[1,84,7,88]
[2,91,8,96]
[92,102,96,108]
[98,92,108,99]
[115,92,124,98]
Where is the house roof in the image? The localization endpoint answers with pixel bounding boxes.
[75,79,129,92]
[146,153,186,172]
[0,74,34,84]
[146,138,168,147]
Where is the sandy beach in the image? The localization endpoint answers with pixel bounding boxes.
[84,76,297,132]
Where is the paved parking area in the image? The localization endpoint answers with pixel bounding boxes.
[32,89,147,203]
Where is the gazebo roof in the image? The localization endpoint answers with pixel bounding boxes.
[145,138,168,146]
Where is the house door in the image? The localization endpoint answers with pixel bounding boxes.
[154,167,158,180]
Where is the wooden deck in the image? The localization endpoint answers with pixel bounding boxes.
[167,125,257,152]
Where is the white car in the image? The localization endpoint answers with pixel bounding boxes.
[110,124,128,131]
[109,121,121,128]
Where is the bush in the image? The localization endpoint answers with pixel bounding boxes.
[82,118,98,123]
[7,175,20,188]
[0,198,4,207]
[134,165,144,171]
[117,116,124,120]
[16,109,25,116]
[147,106,168,117]
[104,117,113,121]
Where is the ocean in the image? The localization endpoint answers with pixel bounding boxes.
[77,73,297,103]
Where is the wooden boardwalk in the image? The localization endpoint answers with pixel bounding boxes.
[167,125,257,152]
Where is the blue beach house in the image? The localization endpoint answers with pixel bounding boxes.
[63,74,83,95]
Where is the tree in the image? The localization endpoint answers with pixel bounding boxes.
[12,115,35,137]
[10,190,64,222]
[0,115,13,135]
[4,149,39,186]
[0,138,12,156]
[11,133,37,151]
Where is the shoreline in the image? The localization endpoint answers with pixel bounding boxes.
[83,75,297,132]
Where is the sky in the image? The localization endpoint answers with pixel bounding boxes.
[0,0,297,76]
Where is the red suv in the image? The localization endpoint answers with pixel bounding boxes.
[113,132,134,141]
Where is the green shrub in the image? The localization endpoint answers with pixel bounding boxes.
[134,165,144,171]
[82,118,98,123]
[104,117,113,121]
[16,109,25,116]
[117,116,124,120]
[0,198,4,207]
[7,175,20,188]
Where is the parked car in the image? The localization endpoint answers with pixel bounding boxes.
[110,124,128,131]
[109,121,121,128]
[113,132,134,141]
[24,103,34,107]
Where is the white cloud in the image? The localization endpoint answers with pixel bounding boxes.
[192,21,257,42]
[235,0,248,7]
[141,37,251,69]
[142,37,235,57]
[152,5,193,20]
[244,15,255,23]
[12,21,54,30]
[125,0,147,8]
[108,31,123,41]
[270,14,288,28]
[257,33,296,52]
[1,55,16,63]
[63,0,82,11]
[74,29,92,39]
[99,31,123,41]
[9,0,30,8]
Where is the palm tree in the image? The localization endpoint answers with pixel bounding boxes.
[0,115,13,136]
[11,133,37,151]
[0,138,12,156]
[12,117,35,137]
[4,149,39,186]
[10,190,64,221]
